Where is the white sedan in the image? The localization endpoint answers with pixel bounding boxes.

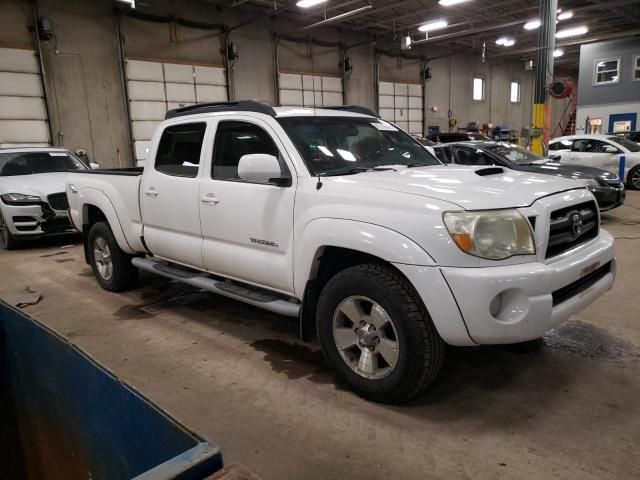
[548,134,640,189]
[0,148,88,249]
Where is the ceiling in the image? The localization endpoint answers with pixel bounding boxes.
[224,0,640,67]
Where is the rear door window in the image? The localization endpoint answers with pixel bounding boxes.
[155,123,206,178]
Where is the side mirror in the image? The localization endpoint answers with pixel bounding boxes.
[238,154,291,186]
[604,146,619,154]
[90,162,100,169]
[549,154,561,161]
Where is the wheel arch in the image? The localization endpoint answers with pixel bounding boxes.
[77,191,136,262]
[295,219,437,341]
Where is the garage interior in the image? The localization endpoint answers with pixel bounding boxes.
[1,0,640,479]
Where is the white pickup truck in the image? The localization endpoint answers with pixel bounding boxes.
[67,102,616,403]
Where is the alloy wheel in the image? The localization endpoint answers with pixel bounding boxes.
[93,236,113,280]
[332,295,400,380]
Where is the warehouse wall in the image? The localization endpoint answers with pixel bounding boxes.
[1,0,538,167]
[424,54,534,136]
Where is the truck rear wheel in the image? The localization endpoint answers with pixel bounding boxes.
[87,221,138,292]
[316,263,445,404]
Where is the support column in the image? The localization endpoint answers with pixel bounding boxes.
[531,0,558,155]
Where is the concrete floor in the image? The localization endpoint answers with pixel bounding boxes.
[2,193,640,480]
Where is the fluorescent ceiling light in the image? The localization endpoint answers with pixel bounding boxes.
[553,49,564,57]
[419,20,448,32]
[439,0,472,5]
[556,25,588,38]
[296,0,328,7]
[557,11,573,20]
[496,37,515,47]
[524,19,541,30]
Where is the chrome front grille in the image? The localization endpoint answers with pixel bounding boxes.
[545,200,599,259]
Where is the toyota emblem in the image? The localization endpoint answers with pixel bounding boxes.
[571,213,584,238]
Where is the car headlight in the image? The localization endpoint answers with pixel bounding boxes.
[582,179,601,189]
[443,210,536,260]
[0,193,41,205]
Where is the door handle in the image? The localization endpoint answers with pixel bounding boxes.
[201,195,219,205]
[144,189,158,197]
[69,184,78,194]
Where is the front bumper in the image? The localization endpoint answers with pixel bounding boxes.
[439,231,615,344]
[1,202,74,237]
[591,185,626,211]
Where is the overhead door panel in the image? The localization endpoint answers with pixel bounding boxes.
[0,48,50,147]
[278,72,343,108]
[378,81,423,136]
[125,59,227,164]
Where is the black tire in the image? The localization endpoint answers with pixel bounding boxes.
[627,165,640,190]
[87,221,138,292]
[316,263,445,404]
[0,210,20,250]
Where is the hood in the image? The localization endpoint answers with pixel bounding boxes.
[520,162,618,182]
[326,166,586,210]
[0,172,70,199]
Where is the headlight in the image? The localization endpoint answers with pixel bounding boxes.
[582,179,601,189]
[0,193,41,205]
[443,210,536,260]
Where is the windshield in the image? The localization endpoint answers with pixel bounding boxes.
[0,151,88,176]
[469,133,491,141]
[277,117,441,175]
[608,136,640,152]
[485,144,544,165]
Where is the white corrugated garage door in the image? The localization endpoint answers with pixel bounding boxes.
[378,81,423,136]
[278,72,343,108]
[0,47,50,148]
[125,59,227,164]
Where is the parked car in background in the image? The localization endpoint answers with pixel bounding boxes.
[427,132,491,143]
[434,142,625,211]
[67,101,615,403]
[611,131,640,145]
[489,125,515,142]
[549,134,640,189]
[0,148,86,249]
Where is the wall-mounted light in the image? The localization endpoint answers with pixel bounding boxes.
[523,19,541,30]
[296,0,328,8]
[419,20,448,32]
[553,49,564,58]
[556,25,588,38]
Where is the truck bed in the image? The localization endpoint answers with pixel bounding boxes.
[67,169,145,254]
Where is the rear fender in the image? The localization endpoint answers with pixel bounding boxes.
[75,188,136,254]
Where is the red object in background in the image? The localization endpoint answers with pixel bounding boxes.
[549,79,574,99]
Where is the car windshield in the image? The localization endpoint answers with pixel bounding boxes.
[607,136,640,152]
[485,144,544,165]
[469,133,491,141]
[277,117,441,175]
[0,151,88,176]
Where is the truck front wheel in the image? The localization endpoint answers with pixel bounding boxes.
[87,221,138,292]
[316,263,445,404]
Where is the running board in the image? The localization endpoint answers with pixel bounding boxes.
[131,257,301,318]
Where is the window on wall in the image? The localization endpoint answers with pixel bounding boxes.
[593,58,620,85]
[510,82,521,103]
[473,77,485,101]
[634,55,640,81]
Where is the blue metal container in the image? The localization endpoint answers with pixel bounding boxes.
[0,301,223,480]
